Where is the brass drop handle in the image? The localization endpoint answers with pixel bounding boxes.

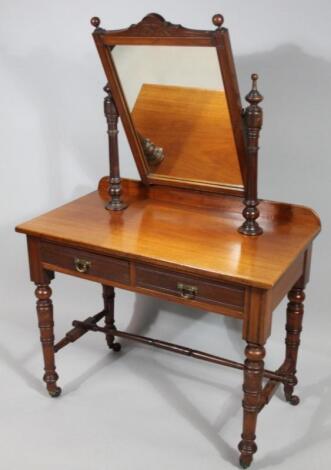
[74,258,91,273]
[177,283,198,300]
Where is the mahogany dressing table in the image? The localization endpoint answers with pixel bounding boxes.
[16,14,321,468]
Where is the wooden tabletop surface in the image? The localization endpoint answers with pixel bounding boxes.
[16,179,320,289]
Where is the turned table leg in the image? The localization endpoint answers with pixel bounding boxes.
[238,343,265,468]
[283,281,305,405]
[35,283,61,397]
[102,284,121,352]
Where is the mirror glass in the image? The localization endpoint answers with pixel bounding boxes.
[111,46,243,188]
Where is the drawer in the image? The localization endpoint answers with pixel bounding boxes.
[136,264,245,311]
[40,242,130,285]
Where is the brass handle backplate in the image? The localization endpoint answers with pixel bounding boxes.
[74,258,91,273]
[177,282,198,300]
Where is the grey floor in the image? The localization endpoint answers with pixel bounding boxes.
[1,273,330,470]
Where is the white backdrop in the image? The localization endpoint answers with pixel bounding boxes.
[1,1,331,469]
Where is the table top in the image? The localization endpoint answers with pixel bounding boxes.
[16,179,320,289]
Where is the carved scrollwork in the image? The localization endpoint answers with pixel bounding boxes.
[105,13,212,38]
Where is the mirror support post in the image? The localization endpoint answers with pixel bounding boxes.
[238,74,263,236]
[103,84,127,211]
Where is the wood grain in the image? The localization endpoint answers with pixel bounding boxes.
[131,84,243,187]
[16,178,320,289]
[40,241,130,285]
[135,263,245,310]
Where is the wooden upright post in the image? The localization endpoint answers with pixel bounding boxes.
[238,74,263,236]
[103,84,127,211]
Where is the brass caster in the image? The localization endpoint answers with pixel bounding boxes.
[112,342,121,352]
[289,395,300,406]
[239,458,251,469]
[48,386,62,398]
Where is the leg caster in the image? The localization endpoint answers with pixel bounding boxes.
[238,343,265,468]
[239,456,253,468]
[288,394,300,406]
[110,342,121,352]
[35,283,62,397]
[283,283,305,405]
[48,386,62,398]
[103,285,121,352]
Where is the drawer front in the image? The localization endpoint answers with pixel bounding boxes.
[136,264,245,311]
[40,242,130,285]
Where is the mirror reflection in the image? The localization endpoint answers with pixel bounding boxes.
[112,46,243,187]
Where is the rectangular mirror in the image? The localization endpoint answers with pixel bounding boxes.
[93,13,247,196]
[112,46,243,188]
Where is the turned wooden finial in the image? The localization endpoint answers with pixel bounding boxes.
[238,73,263,236]
[212,14,224,29]
[246,74,263,105]
[103,83,111,95]
[90,17,101,28]
[103,84,127,211]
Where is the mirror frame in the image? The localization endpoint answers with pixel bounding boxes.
[92,13,247,196]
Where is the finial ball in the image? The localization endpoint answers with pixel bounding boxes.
[251,73,259,81]
[90,17,101,28]
[212,14,224,28]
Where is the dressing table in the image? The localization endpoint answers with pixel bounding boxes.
[15,13,321,468]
